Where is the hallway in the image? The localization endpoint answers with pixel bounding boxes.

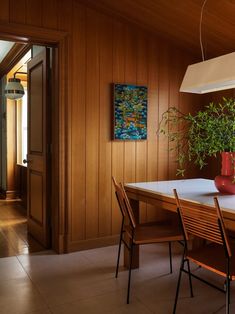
[0,200,44,257]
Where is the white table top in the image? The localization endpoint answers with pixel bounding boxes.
[125,178,235,213]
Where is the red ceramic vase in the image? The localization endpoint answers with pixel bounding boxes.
[214,152,235,194]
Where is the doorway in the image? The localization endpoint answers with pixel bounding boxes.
[0,24,68,254]
[0,41,54,256]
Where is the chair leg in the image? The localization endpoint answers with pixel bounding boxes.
[226,275,230,314]
[173,255,185,314]
[115,221,124,278]
[186,259,194,297]
[169,242,173,274]
[127,241,134,304]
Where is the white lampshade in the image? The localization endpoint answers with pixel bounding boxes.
[5,78,25,100]
[180,52,235,94]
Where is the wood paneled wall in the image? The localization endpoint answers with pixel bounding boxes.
[0,0,203,251]
[68,3,203,250]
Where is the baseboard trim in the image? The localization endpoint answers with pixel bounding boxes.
[6,190,19,200]
[67,235,119,252]
[0,188,19,200]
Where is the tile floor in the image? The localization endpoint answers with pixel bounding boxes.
[1,242,234,314]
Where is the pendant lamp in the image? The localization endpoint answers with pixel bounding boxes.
[180,52,235,94]
[5,77,25,100]
[180,0,235,94]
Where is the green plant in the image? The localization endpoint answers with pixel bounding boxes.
[159,97,235,176]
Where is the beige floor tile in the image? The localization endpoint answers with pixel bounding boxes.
[1,242,233,314]
[0,277,48,314]
[17,250,92,275]
[31,269,128,306]
[49,290,153,314]
[0,256,26,281]
[134,262,233,314]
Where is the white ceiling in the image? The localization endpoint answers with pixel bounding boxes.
[0,40,15,63]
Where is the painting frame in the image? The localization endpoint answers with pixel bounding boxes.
[113,83,148,140]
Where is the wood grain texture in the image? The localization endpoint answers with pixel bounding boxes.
[85,8,100,239]
[70,2,86,242]
[146,38,159,222]
[27,49,50,248]
[136,30,148,223]
[65,6,198,248]
[42,0,58,29]
[168,48,180,180]
[0,14,69,253]
[158,44,170,181]
[9,0,26,24]
[57,0,73,32]
[81,0,235,57]
[0,0,9,22]
[123,26,137,184]
[0,200,44,257]
[26,0,42,27]
[111,20,125,236]
[98,14,113,237]
[1,0,205,251]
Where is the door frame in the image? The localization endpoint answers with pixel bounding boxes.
[0,21,69,253]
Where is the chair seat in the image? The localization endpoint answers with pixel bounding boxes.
[187,242,235,279]
[125,221,183,245]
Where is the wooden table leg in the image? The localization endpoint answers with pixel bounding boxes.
[124,198,140,269]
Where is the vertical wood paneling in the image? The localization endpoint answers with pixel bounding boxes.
[85,8,100,239]
[57,0,73,32]
[158,43,170,180]
[168,48,180,179]
[2,1,203,248]
[0,0,9,22]
[9,0,26,24]
[124,27,137,184]
[58,0,73,246]
[146,38,159,222]
[26,0,42,27]
[62,5,200,244]
[70,3,86,241]
[98,14,113,237]
[136,30,148,223]
[42,0,58,29]
[111,20,125,235]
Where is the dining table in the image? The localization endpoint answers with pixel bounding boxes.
[124,178,235,269]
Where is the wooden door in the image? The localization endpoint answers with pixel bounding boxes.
[27,48,51,248]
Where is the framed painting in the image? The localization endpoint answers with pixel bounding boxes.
[113,83,147,140]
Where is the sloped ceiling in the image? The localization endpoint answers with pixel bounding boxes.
[0,40,15,63]
[83,0,235,58]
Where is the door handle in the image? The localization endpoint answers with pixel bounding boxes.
[23,159,32,164]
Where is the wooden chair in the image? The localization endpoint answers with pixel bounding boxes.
[173,189,235,314]
[112,177,183,304]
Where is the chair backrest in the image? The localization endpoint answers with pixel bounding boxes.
[173,189,231,258]
[112,177,136,229]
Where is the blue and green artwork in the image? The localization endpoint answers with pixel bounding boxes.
[113,84,147,140]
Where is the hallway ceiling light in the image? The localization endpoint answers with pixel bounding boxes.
[180,0,235,94]
[5,77,25,100]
